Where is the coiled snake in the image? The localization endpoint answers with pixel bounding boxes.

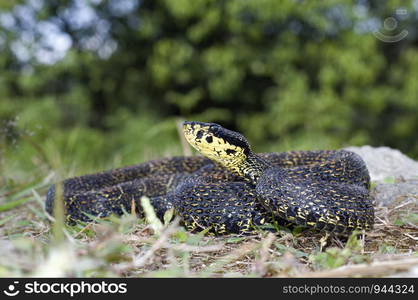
[46,121,374,235]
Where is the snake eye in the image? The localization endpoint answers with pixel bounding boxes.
[206,136,213,143]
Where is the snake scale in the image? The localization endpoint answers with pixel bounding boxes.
[46,121,374,235]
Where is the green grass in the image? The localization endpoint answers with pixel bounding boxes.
[0,184,416,277]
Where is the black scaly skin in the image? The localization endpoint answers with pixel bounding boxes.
[46,156,211,223]
[46,150,373,235]
[256,151,373,234]
[46,154,280,227]
[169,150,373,235]
[165,163,289,235]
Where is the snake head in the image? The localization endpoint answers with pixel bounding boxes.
[183,121,251,172]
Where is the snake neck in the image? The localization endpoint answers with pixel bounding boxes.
[240,152,271,185]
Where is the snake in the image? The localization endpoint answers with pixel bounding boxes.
[45,121,374,235]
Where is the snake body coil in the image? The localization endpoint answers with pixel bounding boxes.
[46,121,374,235]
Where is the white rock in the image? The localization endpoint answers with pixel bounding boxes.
[372,180,418,206]
[345,146,418,182]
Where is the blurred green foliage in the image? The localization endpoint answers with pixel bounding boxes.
[0,0,417,182]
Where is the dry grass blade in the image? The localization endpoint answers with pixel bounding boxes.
[201,239,261,277]
[166,243,224,253]
[253,233,276,276]
[133,218,181,268]
[299,257,418,278]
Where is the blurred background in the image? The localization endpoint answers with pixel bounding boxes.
[0,0,417,183]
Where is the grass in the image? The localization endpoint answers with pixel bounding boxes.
[0,176,416,278]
